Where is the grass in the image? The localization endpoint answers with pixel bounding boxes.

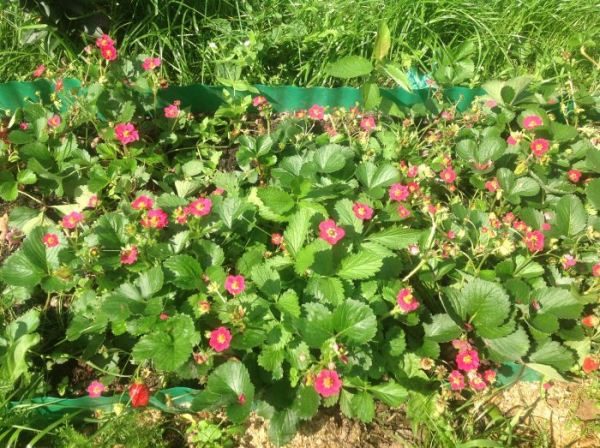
[0,0,598,90]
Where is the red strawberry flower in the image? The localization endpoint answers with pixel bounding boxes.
[448,370,465,391]
[469,373,487,391]
[319,219,345,245]
[456,349,480,372]
[114,123,139,145]
[95,34,114,48]
[440,166,457,183]
[87,380,106,398]
[101,45,118,61]
[225,275,246,295]
[163,101,180,118]
[308,104,324,120]
[140,209,168,229]
[186,197,212,217]
[142,57,161,71]
[120,245,138,265]
[352,202,374,220]
[209,327,232,352]
[567,169,582,183]
[389,183,410,201]
[47,115,61,128]
[524,230,545,252]
[360,116,376,132]
[62,211,84,229]
[43,233,59,248]
[396,288,420,313]
[523,114,543,130]
[314,369,342,397]
[530,138,550,157]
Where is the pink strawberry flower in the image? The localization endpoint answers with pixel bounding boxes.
[530,138,550,157]
[173,207,188,225]
[140,209,168,229]
[55,79,64,93]
[507,135,519,145]
[561,254,576,270]
[440,166,457,183]
[120,245,138,265]
[485,99,498,109]
[452,339,472,352]
[186,197,212,217]
[592,262,600,277]
[352,202,374,220]
[318,219,345,245]
[62,211,83,229]
[389,183,409,201]
[407,165,419,178]
[142,57,161,71]
[448,370,465,391]
[225,275,245,295]
[252,96,268,108]
[209,327,232,352]
[114,123,139,145]
[19,122,29,130]
[485,178,499,193]
[397,205,411,219]
[470,373,487,391]
[396,288,420,313]
[95,34,114,48]
[271,233,283,246]
[314,369,342,397]
[456,349,480,372]
[483,369,497,384]
[523,114,543,130]
[407,182,420,195]
[567,169,582,183]
[163,101,180,118]
[308,104,324,120]
[47,115,61,128]
[101,45,118,61]
[441,110,454,121]
[524,230,544,252]
[131,195,154,210]
[33,64,46,78]
[360,116,376,132]
[87,380,106,398]
[87,194,99,208]
[42,233,59,248]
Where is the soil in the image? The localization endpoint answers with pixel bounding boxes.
[236,379,599,448]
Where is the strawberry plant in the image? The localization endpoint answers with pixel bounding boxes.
[0,36,599,446]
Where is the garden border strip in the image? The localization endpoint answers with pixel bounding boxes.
[0,79,485,114]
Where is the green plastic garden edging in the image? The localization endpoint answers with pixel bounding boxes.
[0,78,485,114]
[2,79,541,417]
[9,363,540,419]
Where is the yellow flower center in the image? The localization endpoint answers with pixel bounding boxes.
[231,281,239,290]
[358,207,365,215]
[327,228,337,237]
[463,355,472,364]
[403,293,414,304]
[217,334,226,344]
[323,377,333,388]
